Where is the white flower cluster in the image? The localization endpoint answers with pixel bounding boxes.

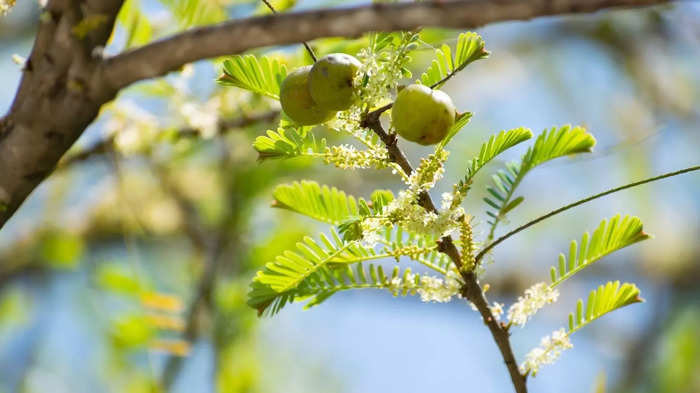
[107,101,160,155]
[380,189,465,240]
[520,328,573,375]
[355,49,396,108]
[507,282,559,326]
[180,97,221,139]
[331,106,373,143]
[1,0,16,15]
[387,273,461,303]
[359,217,384,247]
[355,32,417,108]
[407,150,449,193]
[324,144,389,170]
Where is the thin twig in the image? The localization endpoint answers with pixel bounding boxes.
[362,57,473,121]
[475,165,700,264]
[260,0,317,62]
[57,110,279,170]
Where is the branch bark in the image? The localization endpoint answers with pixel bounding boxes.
[100,0,669,91]
[0,0,124,228]
[0,0,672,230]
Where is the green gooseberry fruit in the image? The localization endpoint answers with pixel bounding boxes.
[391,84,456,145]
[309,53,362,111]
[280,66,336,125]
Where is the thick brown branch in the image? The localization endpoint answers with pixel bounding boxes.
[101,0,670,91]
[361,113,527,393]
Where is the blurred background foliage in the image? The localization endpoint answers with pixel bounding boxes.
[0,1,698,392]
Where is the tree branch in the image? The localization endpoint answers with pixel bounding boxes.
[0,0,671,231]
[361,113,527,393]
[100,0,670,91]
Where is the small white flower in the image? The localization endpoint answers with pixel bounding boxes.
[440,192,454,210]
[324,144,389,170]
[360,217,384,247]
[416,275,460,303]
[520,328,573,375]
[507,282,559,326]
[180,97,220,138]
[490,302,505,321]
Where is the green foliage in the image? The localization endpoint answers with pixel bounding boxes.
[39,230,84,269]
[456,127,533,194]
[273,181,394,226]
[252,126,326,160]
[256,0,297,14]
[248,230,370,315]
[484,125,596,239]
[161,0,227,28]
[111,314,154,349]
[520,125,596,172]
[567,281,642,334]
[248,224,453,315]
[97,263,145,296]
[420,32,489,88]
[437,112,473,149]
[301,264,422,309]
[218,55,288,100]
[219,28,658,384]
[550,215,650,287]
[117,0,153,48]
[654,310,700,392]
[273,181,362,225]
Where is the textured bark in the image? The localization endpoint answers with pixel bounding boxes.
[0,0,671,229]
[0,0,124,226]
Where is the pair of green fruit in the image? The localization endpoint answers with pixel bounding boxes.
[280,53,362,125]
[280,53,457,146]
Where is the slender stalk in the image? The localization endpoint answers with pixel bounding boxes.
[361,112,528,393]
[260,0,317,62]
[475,165,700,264]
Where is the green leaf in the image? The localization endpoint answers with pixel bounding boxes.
[567,281,643,334]
[117,0,152,48]
[550,215,650,287]
[301,264,424,309]
[273,181,362,225]
[97,263,146,296]
[248,230,380,315]
[273,181,396,226]
[521,125,596,172]
[437,112,473,149]
[160,0,226,28]
[256,0,297,14]
[459,127,533,188]
[248,224,453,315]
[484,125,596,240]
[39,231,84,269]
[218,55,288,100]
[252,126,326,160]
[420,32,489,88]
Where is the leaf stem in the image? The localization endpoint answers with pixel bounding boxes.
[260,0,318,62]
[475,165,700,264]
